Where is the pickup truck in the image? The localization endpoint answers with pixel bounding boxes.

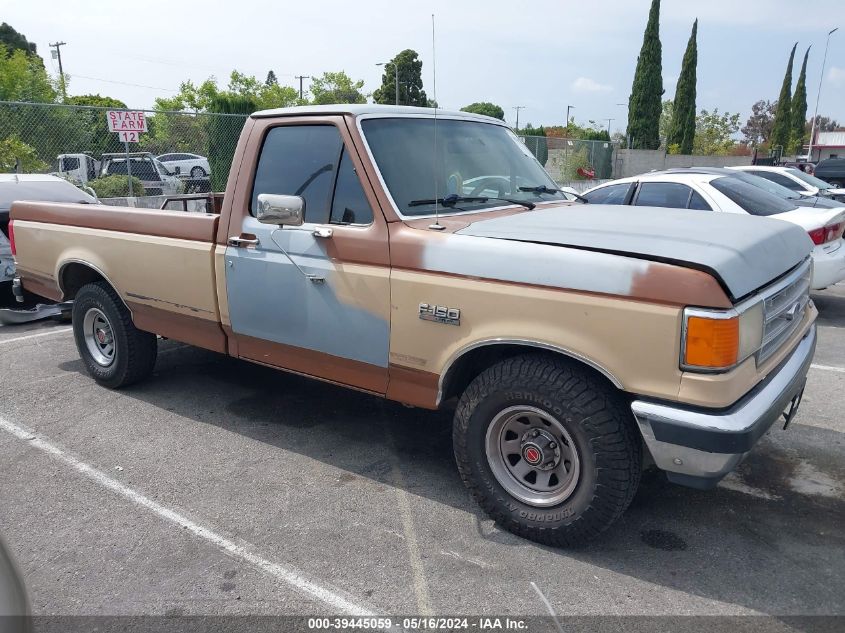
[9,105,818,546]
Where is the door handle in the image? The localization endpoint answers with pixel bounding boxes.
[228,235,260,247]
[312,227,333,239]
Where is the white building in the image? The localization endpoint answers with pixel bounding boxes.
[810,131,845,161]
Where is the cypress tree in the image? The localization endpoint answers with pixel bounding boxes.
[667,19,698,154]
[627,0,663,150]
[789,46,810,154]
[770,43,797,152]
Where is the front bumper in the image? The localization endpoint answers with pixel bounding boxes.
[631,325,816,489]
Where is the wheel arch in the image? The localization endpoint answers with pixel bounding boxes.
[58,260,129,310]
[437,339,624,406]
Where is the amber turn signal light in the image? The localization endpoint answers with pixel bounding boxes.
[684,315,740,369]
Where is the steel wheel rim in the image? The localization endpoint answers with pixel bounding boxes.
[83,308,116,367]
[485,405,580,507]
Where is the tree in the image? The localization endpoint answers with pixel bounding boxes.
[741,100,776,147]
[460,102,505,120]
[807,115,840,135]
[64,94,129,156]
[0,23,38,57]
[265,70,278,86]
[667,19,697,154]
[790,47,810,154]
[0,44,57,102]
[626,0,663,150]
[770,43,797,151]
[693,108,741,155]
[0,136,47,172]
[207,94,255,191]
[373,49,427,106]
[309,71,367,105]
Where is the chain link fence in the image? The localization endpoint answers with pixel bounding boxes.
[519,135,620,186]
[0,101,621,198]
[0,100,248,196]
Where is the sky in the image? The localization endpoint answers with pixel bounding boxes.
[3,0,844,134]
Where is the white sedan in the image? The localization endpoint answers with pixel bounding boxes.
[730,165,845,202]
[156,153,211,179]
[582,171,845,290]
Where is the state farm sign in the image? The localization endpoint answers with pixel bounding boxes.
[106,111,147,143]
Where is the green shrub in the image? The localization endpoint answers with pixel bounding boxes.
[89,174,144,198]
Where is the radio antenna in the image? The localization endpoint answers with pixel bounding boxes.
[428,13,444,231]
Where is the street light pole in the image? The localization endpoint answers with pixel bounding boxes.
[376,62,400,106]
[513,106,525,131]
[808,27,838,161]
[49,41,67,101]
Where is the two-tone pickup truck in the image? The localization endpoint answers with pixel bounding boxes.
[9,105,817,546]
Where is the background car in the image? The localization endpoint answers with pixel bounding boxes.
[0,174,97,302]
[156,153,211,179]
[812,158,845,188]
[101,153,183,196]
[731,165,845,202]
[582,171,845,290]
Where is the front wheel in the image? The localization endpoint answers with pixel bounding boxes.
[453,354,642,547]
[72,281,157,389]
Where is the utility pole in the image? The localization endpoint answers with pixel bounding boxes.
[49,41,67,101]
[808,27,838,161]
[566,105,575,127]
[294,75,311,101]
[605,118,614,135]
[513,106,525,131]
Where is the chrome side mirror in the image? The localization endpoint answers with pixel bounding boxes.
[256,193,305,226]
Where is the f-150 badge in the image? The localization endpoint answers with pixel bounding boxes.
[419,303,461,326]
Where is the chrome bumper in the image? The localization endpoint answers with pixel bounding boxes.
[631,325,816,489]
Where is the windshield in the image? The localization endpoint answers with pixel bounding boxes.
[786,168,835,190]
[361,117,572,216]
[729,170,802,199]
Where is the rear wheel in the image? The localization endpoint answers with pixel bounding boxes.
[190,166,206,178]
[453,354,641,547]
[72,282,157,388]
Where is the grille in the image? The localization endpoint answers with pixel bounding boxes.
[758,261,812,364]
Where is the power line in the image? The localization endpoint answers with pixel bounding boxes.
[69,74,178,92]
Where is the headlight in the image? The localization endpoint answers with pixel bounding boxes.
[681,303,763,372]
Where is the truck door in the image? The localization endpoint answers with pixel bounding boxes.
[224,119,391,394]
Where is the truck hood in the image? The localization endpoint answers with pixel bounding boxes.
[456,205,813,300]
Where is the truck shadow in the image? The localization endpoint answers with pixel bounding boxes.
[59,343,845,616]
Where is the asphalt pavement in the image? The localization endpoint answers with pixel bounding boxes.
[0,285,842,627]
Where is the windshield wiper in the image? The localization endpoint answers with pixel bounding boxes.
[408,193,535,210]
[519,184,588,203]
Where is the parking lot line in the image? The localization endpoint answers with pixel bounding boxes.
[810,363,845,374]
[0,327,73,346]
[0,414,377,617]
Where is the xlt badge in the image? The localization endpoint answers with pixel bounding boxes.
[419,303,461,326]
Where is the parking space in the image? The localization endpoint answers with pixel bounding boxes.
[0,287,843,619]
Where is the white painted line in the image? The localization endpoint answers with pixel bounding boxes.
[0,414,375,616]
[811,363,845,374]
[0,327,73,346]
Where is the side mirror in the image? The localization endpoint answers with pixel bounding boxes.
[256,193,305,226]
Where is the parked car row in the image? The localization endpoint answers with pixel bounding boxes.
[583,167,845,290]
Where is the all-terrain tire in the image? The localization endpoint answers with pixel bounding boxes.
[453,353,642,547]
[72,281,157,388]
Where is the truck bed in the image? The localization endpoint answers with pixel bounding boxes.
[11,201,227,352]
